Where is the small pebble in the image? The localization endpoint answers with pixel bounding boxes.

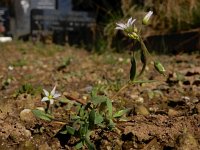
[135,104,149,115]
[20,109,36,122]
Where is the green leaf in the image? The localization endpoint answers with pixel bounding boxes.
[79,106,85,117]
[91,95,107,105]
[71,115,81,120]
[59,98,71,103]
[95,112,104,125]
[65,125,75,135]
[130,54,137,81]
[79,123,89,137]
[108,119,115,130]
[85,136,96,150]
[137,39,148,78]
[59,98,80,105]
[32,109,53,121]
[59,130,68,134]
[90,88,97,97]
[140,49,146,64]
[106,99,113,117]
[75,141,84,149]
[89,109,95,129]
[113,109,130,118]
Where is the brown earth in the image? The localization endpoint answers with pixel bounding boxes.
[0,41,199,149]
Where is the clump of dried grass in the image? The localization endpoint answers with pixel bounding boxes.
[101,0,200,50]
[121,0,200,34]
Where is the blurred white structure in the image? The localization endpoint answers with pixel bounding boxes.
[0,37,12,42]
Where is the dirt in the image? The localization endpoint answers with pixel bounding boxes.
[0,41,199,149]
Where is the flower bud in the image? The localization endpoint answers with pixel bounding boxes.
[142,11,153,25]
[133,25,138,33]
[154,61,166,75]
[128,32,139,40]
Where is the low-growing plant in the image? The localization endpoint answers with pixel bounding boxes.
[33,87,129,149]
[14,83,42,97]
[11,58,27,67]
[57,56,73,71]
[1,77,12,89]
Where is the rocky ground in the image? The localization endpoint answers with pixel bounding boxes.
[0,41,199,149]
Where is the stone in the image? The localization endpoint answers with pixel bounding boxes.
[20,109,36,122]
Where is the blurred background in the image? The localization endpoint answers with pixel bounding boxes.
[0,0,200,53]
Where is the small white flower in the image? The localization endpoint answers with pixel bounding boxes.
[41,85,61,105]
[142,11,153,25]
[8,65,14,70]
[115,17,136,33]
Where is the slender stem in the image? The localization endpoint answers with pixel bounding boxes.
[45,101,50,113]
[140,37,154,62]
[137,37,156,77]
[140,38,151,56]
[111,82,130,99]
[137,38,149,78]
[111,38,152,100]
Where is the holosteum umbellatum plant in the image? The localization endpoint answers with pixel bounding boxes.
[32,11,166,150]
[33,86,130,149]
[113,11,166,99]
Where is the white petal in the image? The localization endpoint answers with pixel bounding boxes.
[115,26,124,30]
[148,11,153,16]
[43,89,49,96]
[53,93,61,98]
[116,23,126,29]
[41,97,49,102]
[50,85,56,96]
[130,19,136,25]
[127,17,133,26]
[50,99,54,105]
[145,11,153,19]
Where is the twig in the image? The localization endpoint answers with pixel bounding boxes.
[63,93,86,105]
[142,138,157,150]
[111,81,131,100]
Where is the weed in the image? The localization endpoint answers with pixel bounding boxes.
[33,88,129,149]
[1,77,12,89]
[57,57,73,71]
[32,11,166,150]
[11,59,27,67]
[15,83,42,97]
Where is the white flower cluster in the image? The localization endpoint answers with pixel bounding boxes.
[115,17,136,32]
[115,11,153,40]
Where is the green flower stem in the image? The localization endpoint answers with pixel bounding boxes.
[111,38,151,100]
[140,38,151,56]
[111,82,130,100]
[137,38,150,78]
[45,101,52,114]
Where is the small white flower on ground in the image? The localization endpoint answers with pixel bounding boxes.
[41,85,61,104]
[115,17,136,33]
[142,11,153,25]
[8,65,14,70]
